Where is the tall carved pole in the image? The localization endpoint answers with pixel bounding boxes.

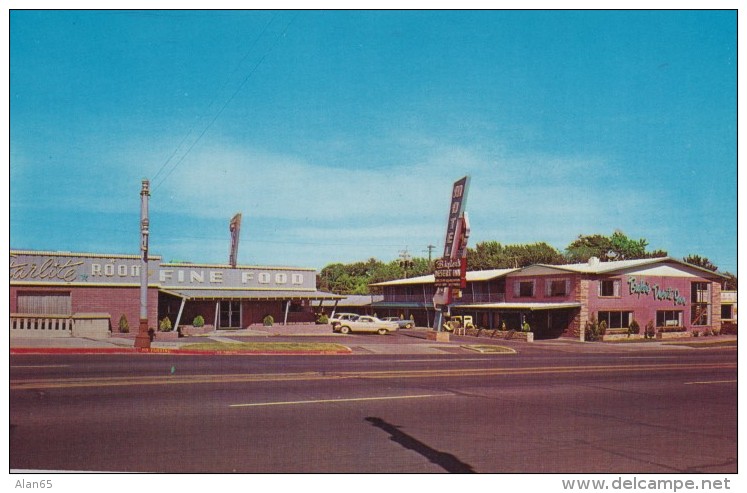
[134,179,152,349]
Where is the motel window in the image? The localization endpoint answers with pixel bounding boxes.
[656,310,683,328]
[514,280,535,298]
[17,292,72,315]
[721,304,734,321]
[545,279,571,297]
[598,279,621,298]
[690,282,711,326]
[598,311,633,329]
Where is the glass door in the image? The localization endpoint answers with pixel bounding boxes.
[219,301,241,329]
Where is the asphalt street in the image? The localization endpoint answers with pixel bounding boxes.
[9,338,737,473]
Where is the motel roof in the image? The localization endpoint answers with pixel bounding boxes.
[370,268,519,287]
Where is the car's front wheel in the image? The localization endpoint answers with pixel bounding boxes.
[377,328,388,335]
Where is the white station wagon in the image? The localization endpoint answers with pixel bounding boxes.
[332,315,399,335]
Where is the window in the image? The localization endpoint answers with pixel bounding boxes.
[691,282,710,303]
[721,304,734,320]
[599,279,621,297]
[514,280,535,298]
[656,310,683,327]
[598,311,633,329]
[690,282,710,326]
[546,279,570,297]
[17,292,71,315]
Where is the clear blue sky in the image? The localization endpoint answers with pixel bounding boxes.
[9,9,737,272]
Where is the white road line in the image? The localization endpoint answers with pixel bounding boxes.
[230,393,450,408]
[684,380,737,385]
[11,365,71,368]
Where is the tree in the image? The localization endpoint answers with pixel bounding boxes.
[683,254,718,272]
[565,231,666,262]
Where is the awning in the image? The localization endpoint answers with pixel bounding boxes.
[159,288,345,301]
[453,302,582,311]
[371,301,435,309]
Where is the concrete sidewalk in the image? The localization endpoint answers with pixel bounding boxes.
[9,325,737,355]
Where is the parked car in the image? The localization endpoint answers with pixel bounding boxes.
[332,315,399,335]
[328,313,359,325]
[382,317,415,329]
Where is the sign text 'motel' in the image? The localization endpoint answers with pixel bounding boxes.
[443,176,469,258]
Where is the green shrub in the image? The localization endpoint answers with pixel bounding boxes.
[644,320,656,339]
[628,320,640,337]
[316,313,329,324]
[263,315,274,327]
[159,316,172,332]
[193,315,205,327]
[585,317,605,341]
[522,321,531,332]
[118,314,130,333]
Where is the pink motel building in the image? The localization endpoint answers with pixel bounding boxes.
[371,256,728,339]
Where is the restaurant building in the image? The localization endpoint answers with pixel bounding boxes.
[371,257,728,339]
[9,249,343,338]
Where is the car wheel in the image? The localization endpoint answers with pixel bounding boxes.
[405,323,413,329]
[339,326,350,334]
[377,328,388,335]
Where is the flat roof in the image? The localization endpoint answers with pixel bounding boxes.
[160,288,344,301]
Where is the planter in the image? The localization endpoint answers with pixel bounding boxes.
[656,331,691,340]
[180,325,214,336]
[154,331,180,341]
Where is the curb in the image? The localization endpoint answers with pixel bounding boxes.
[10,347,353,356]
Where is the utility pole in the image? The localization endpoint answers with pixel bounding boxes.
[399,247,413,278]
[134,179,151,349]
[424,244,436,263]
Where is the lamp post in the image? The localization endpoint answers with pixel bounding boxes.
[134,179,152,349]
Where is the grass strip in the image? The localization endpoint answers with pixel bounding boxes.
[180,342,349,352]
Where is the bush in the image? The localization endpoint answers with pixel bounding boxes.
[692,330,700,337]
[522,321,531,332]
[118,314,130,334]
[628,320,640,337]
[193,315,205,327]
[585,317,606,341]
[263,315,274,327]
[316,313,329,324]
[159,316,172,332]
[644,320,656,339]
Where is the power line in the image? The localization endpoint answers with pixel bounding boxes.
[153,14,296,191]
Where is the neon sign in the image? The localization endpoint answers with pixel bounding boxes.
[627,277,686,306]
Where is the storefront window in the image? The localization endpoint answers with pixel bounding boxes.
[598,311,632,329]
[656,310,683,327]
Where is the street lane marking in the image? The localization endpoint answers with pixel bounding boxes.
[230,393,448,408]
[10,362,736,390]
[684,380,737,385]
[10,365,71,368]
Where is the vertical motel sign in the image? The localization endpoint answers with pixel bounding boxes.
[433,176,470,314]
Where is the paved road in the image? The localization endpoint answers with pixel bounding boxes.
[10,343,737,473]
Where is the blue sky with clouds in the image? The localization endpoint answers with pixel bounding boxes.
[9,9,737,272]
